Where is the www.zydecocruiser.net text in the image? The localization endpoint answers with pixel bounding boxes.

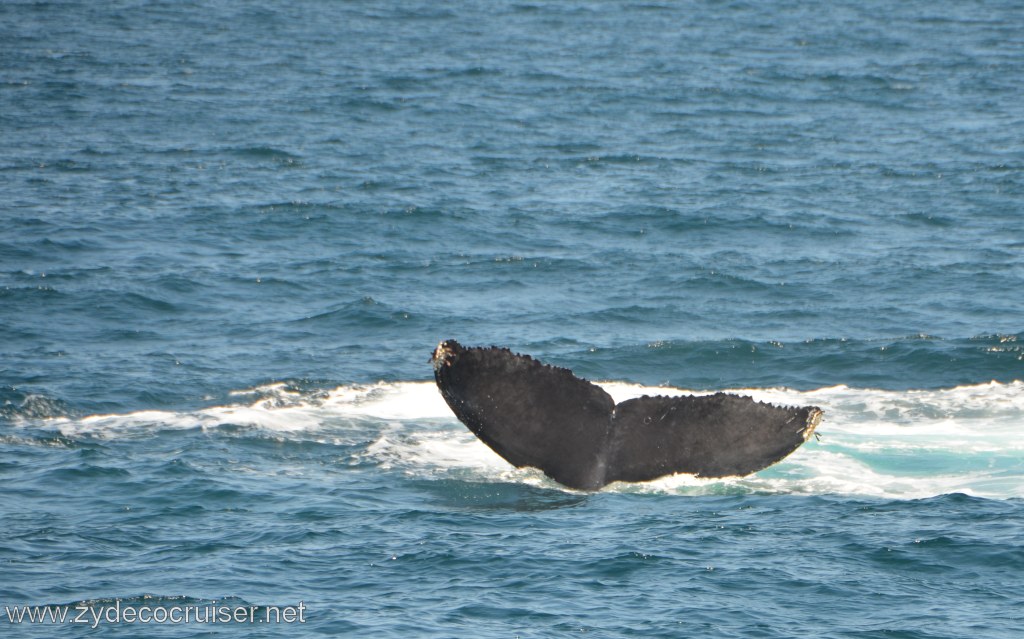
[4,601,307,628]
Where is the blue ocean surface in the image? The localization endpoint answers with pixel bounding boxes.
[2,0,1023,636]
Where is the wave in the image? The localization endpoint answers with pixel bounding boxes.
[13,380,1024,500]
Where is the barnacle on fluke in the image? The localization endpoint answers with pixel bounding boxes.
[432,340,821,491]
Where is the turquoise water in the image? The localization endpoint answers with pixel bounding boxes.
[2,1,1023,636]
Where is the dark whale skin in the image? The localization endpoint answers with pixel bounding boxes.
[431,340,822,491]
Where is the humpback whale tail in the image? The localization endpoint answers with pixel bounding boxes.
[431,340,821,491]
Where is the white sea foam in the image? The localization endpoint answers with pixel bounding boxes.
[35,380,1024,499]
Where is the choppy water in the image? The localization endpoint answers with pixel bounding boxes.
[2,1,1023,637]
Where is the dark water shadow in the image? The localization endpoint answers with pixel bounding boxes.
[408,477,591,512]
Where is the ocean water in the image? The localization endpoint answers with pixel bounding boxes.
[2,0,1023,636]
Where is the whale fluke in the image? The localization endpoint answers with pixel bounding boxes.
[431,340,821,491]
